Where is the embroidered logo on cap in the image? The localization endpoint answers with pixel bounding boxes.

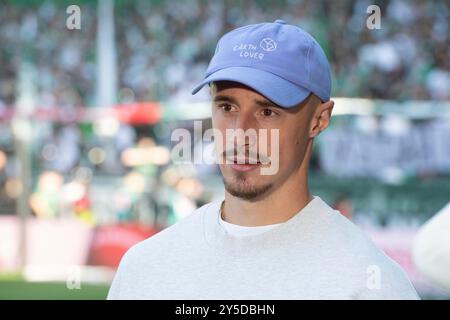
[259,38,277,52]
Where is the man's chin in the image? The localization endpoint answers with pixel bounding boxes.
[222,177,273,202]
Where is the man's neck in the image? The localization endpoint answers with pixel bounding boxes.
[221,176,313,227]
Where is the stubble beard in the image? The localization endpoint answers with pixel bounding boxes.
[222,172,274,201]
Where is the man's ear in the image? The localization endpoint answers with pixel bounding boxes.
[309,100,334,138]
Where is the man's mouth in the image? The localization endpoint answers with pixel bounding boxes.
[225,156,262,172]
[226,156,260,164]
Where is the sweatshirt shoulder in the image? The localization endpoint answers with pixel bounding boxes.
[107,202,214,299]
[119,201,216,261]
[320,208,419,299]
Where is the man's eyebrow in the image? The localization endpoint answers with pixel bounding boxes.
[254,99,282,109]
[213,95,283,109]
[213,95,238,104]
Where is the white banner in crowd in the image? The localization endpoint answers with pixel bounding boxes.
[318,118,450,179]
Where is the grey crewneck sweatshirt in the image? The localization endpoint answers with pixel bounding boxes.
[107,196,419,299]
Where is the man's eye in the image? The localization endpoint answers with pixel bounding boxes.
[219,103,233,112]
[261,108,277,117]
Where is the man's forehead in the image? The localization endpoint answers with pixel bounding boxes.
[211,81,281,108]
[212,81,261,94]
[211,80,314,113]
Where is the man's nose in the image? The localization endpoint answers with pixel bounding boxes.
[233,110,254,130]
[233,113,258,147]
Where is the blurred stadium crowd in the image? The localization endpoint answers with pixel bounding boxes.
[0,0,449,298]
[0,0,449,110]
[0,0,449,225]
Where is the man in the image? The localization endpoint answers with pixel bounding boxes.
[108,20,418,299]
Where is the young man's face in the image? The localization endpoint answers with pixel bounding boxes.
[211,81,320,201]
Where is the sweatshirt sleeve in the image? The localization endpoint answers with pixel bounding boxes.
[354,235,420,300]
[107,257,125,300]
[106,243,137,300]
[355,252,420,300]
[412,202,450,293]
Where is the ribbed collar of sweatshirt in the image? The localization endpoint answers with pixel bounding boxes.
[202,195,331,259]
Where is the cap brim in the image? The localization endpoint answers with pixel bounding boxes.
[191,66,310,108]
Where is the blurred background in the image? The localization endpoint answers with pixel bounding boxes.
[0,0,449,299]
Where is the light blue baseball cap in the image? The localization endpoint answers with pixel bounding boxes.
[191,19,332,108]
